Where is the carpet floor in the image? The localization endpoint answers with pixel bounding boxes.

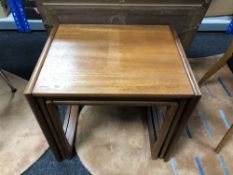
[0,71,48,175]
[75,56,233,175]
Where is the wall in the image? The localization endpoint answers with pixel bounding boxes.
[206,0,233,16]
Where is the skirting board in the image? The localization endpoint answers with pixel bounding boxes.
[0,14,232,31]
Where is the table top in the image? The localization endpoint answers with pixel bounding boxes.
[32,24,196,98]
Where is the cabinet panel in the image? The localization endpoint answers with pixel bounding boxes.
[36,0,211,51]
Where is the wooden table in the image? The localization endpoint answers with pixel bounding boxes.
[25,24,201,161]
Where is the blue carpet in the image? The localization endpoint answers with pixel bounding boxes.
[0,30,232,175]
[0,31,47,80]
[188,32,233,58]
[24,150,90,175]
[22,105,91,174]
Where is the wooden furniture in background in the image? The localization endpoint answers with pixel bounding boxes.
[198,41,233,153]
[198,40,233,153]
[215,124,233,153]
[24,24,201,161]
[35,0,211,52]
[0,69,17,93]
[199,41,233,85]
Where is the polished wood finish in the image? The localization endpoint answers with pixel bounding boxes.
[171,27,201,96]
[162,29,201,160]
[46,102,79,159]
[53,101,177,106]
[159,100,187,158]
[199,41,233,85]
[24,27,64,160]
[24,26,58,94]
[215,124,233,153]
[147,103,178,159]
[64,105,80,146]
[164,97,201,161]
[33,25,194,97]
[24,95,63,161]
[35,0,211,52]
[25,24,201,161]
[46,101,73,159]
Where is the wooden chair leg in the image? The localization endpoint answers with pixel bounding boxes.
[0,69,17,93]
[198,41,233,86]
[215,124,233,153]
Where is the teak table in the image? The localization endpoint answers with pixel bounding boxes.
[25,24,201,161]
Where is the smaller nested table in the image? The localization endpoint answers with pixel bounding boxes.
[25,24,201,161]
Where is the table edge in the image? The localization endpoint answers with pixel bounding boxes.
[170,26,201,96]
[25,24,201,98]
[24,25,58,95]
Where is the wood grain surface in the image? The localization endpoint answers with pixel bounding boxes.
[32,24,194,97]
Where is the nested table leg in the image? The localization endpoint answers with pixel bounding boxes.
[37,99,68,159]
[45,101,80,159]
[159,100,187,158]
[25,96,63,161]
[147,103,178,159]
[164,97,200,161]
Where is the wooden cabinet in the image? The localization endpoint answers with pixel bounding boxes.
[36,0,211,52]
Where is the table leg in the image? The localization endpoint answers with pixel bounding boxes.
[37,99,68,159]
[25,95,63,161]
[46,101,80,159]
[147,103,178,159]
[159,100,187,158]
[164,97,200,161]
